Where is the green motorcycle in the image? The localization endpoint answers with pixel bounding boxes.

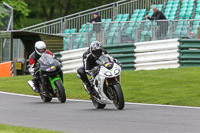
[28,54,66,103]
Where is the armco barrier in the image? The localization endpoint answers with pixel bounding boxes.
[62,59,82,73]
[178,39,200,49]
[178,39,200,67]
[60,39,182,73]
[135,50,179,64]
[0,61,13,77]
[60,44,135,73]
[60,48,87,61]
[104,43,135,70]
[134,39,180,70]
[179,50,200,60]
[60,48,87,74]
[134,39,179,53]
[179,60,200,67]
[135,60,179,71]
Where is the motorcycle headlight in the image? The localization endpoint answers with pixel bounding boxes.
[114,69,120,75]
[104,71,112,76]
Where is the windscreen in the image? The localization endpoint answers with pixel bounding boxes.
[38,54,54,66]
[96,54,112,65]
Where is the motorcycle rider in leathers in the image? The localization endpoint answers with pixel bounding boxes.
[77,41,121,95]
[29,41,63,93]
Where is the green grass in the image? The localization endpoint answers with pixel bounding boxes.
[1,67,200,107]
[0,124,62,133]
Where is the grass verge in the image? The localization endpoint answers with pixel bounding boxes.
[0,124,62,133]
[0,67,200,106]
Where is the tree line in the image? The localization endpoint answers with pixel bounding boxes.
[0,0,118,30]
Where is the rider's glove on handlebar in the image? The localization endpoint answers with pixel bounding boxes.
[89,66,99,77]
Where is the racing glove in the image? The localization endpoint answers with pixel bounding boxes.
[54,56,62,63]
[34,67,40,74]
[29,65,35,74]
[114,59,122,68]
[29,65,39,75]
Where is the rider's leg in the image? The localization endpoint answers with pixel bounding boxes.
[32,72,40,93]
[77,66,93,94]
[77,66,90,84]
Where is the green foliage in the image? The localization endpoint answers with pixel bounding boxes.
[1,67,200,106]
[0,5,10,30]
[23,0,118,27]
[0,0,30,30]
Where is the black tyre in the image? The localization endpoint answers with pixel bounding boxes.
[113,83,125,110]
[40,94,52,102]
[92,97,106,109]
[55,80,66,103]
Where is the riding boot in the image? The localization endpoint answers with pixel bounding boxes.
[85,82,93,95]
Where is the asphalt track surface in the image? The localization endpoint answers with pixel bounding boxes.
[0,92,200,133]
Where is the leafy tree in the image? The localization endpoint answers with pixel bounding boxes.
[0,0,30,30]
[24,0,118,27]
[0,4,10,30]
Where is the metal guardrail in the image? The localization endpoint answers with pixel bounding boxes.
[60,48,88,73]
[60,39,180,73]
[134,39,180,70]
[21,0,166,34]
[60,43,135,73]
[178,39,200,67]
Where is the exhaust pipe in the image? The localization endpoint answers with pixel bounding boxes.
[28,80,36,91]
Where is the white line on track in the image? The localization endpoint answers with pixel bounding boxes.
[1,91,200,110]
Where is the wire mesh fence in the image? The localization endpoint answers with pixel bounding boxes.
[22,0,167,34]
[0,4,11,31]
[62,19,200,50]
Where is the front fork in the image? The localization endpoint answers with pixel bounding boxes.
[105,76,120,87]
[105,76,120,100]
[49,74,62,90]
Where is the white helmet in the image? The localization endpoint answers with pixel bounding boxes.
[35,41,46,55]
[90,41,103,58]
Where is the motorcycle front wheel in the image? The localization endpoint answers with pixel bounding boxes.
[112,83,125,110]
[55,80,66,103]
[91,97,106,109]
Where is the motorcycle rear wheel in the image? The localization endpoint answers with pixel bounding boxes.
[92,97,106,109]
[113,83,125,110]
[55,80,66,103]
[40,94,52,102]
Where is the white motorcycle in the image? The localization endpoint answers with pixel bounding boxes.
[78,54,125,110]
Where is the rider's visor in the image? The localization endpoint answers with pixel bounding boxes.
[93,49,102,58]
[39,48,46,53]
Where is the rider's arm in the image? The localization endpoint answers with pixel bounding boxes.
[103,49,108,54]
[105,53,121,67]
[83,52,99,76]
[46,50,55,57]
[114,58,121,65]
[29,57,35,74]
[83,54,91,73]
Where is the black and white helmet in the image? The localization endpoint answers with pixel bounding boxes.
[35,41,46,55]
[90,41,103,58]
